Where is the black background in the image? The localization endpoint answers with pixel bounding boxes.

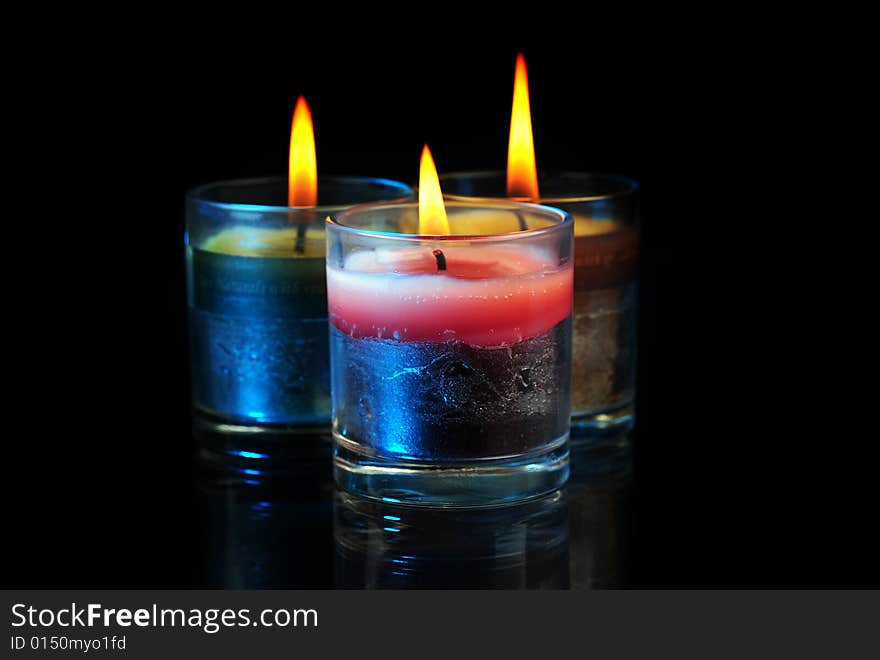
[6,29,872,589]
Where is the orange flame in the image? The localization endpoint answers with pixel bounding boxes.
[506,53,539,200]
[419,145,450,235]
[288,96,317,207]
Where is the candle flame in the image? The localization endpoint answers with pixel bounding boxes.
[289,95,317,207]
[506,53,539,200]
[419,144,450,235]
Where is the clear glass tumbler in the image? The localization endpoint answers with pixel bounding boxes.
[186,176,413,459]
[442,172,639,441]
[326,200,574,506]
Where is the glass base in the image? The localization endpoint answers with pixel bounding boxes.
[194,408,331,466]
[570,403,634,445]
[334,434,569,508]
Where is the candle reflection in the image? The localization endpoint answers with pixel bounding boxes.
[333,439,633,589]
[193,430,633,589]
[193,429,334,589]
[334,490,570,589]
[567,435,634,589]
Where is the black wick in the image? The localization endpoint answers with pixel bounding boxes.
[432,249,447,272]
[295,222,307,254]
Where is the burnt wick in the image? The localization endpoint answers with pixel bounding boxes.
[295,222,307,254]
[432,249,447,272]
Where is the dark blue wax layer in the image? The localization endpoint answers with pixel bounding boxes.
[330,317,572,461]
[188,247,329,425]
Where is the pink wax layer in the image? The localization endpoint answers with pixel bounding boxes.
[327,245,573,347]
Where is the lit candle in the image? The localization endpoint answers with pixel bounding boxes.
[327,146,573,506]
[328,243,570,346]
[442,54,640,437]
[186,97,412,444]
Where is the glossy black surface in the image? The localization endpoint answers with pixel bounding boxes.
[193,435,632,589]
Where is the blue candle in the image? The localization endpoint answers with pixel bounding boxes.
[186,176,413,431]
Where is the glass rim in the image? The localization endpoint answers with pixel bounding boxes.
[328,200,572,243]
[186,175,414,214]
[439,170,639,204]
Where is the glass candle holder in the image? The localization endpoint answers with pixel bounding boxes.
[186,176,413,451]
[442,172,639,440]
[326,201,574,506]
